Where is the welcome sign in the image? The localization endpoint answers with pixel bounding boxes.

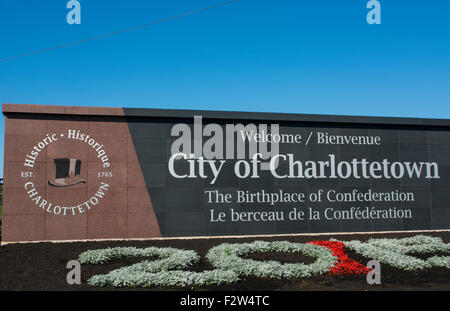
[2,104,450,242]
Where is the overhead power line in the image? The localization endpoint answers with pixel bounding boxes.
[0,0,239,63]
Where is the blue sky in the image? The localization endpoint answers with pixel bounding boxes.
[1,0,450,178]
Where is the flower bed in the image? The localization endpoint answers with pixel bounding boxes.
[341,235,450,271]
[206,240,336,279]
[78,234,450,288]
[308,240,370,275]
[79,246,238,287]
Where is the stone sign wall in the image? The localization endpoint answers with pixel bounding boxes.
[2,103,450,242]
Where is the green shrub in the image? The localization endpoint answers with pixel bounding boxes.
[0,204,2,240]
[0,182,2,239]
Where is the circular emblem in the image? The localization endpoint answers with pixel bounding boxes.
[21,129,112,216]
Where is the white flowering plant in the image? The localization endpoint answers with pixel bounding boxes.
[341,235,450,270]
[206,240,337,279]
[79,246,239,287]
[79,235,450,288]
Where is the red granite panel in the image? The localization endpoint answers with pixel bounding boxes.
[4,135,48,162]
[64,106,92,115]
[127,187,152,214]
[2,187,46,215]
[87,213,128,239]
[3,135,15,162]
[45,137,88,164]
[2,103,25,113]
[3,161,47,188]
[3,104,163,241]
[45,184,89,215]
[87,162,127,189]
[88,117,129,138]
[4,116,47,136]
[63,106,123,116]
[45,214,87,241]
[128,213,162,238]
[3,103,65,114]
[126,161,147,188]
[87,186,127,215]
[88,107,123,116]
[24,104,65,114]
[47,117,89,136]
[87,137,128,164]
[1,215,45,242]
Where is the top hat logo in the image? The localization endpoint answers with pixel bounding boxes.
[48,158,87,187]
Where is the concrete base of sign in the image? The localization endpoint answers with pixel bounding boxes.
[2,229,449,246]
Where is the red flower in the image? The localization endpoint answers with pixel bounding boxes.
[308,240,371,275]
